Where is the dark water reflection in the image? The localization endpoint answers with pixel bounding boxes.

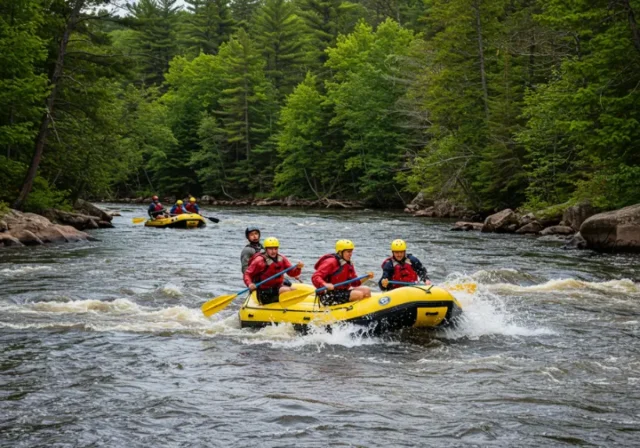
[1,205,639,446]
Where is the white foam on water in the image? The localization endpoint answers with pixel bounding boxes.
[440,290,556,340]
[158,283,183,297]
[1,266,54,276]
[30,298,143,314]
[240,321,387,349]
[487,278,639,294]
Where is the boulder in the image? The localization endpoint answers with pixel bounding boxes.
[518,213,537,228]
[410,192,434,208]
[405,203,419,212]
[539,225,575,236]
[482,209,519,233]
[433,199,470,218]
[563,202,597,231]
[0,220,7,232]
[201,195,213,204]
[0,234,24,247]
[74,199,113,222]
[11,229,44,245]
[564,232,587,250]
[42,209,101,230]
[0,209,91,249]
[284,195,297,207]
[534,205,565,227]
[414,207,435,217]
[516,221,543,234]
[450,221,484,231]
[36,226,70,243]
[580,204,640,252]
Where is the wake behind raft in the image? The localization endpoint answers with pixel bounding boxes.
[238,283,463,334]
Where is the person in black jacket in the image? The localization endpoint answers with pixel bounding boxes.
[379,239,430,291]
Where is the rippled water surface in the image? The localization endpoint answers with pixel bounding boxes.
[1,205,639,447]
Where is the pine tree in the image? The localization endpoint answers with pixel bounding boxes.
[252,0,309,99]
[181,0,235,56]
[230,0,261,29]
[274,72,339,198]
[296,0,359,68]
[197,29,276,194]
[127,0,181,85]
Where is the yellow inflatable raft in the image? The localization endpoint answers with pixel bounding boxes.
[144,213,206,229]
[239,283,463,334]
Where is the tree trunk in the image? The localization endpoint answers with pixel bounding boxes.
[473,0,489,121]
[622,0,640,54]
[12,0,85,210]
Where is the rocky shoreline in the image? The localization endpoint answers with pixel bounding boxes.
[444,203,640,253]
[0,199,115,248]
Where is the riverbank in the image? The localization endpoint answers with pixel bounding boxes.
[0,200,114,248]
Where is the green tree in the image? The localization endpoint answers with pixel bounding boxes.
[325,19,415,204]
[231,0,261,28]
[274,72,339,198]
[252,0,310,99]
[181,0,235,56]
[195,29,277,195]
[0,0,49,161]
[518,0,640,209]
[127,0,181,86]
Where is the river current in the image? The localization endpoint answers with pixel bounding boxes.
[1,205,639,447]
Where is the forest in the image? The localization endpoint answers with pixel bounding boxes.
[1,0,639,212]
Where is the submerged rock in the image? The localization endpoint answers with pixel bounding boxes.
[539,225,575,236]
[564,232,587,250]
[450,221,483,231]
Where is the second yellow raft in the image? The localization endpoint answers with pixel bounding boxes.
[144,213,206,229]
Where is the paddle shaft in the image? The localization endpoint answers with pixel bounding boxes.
[316,274,370,293]
[388,280,429,286]
[240,264,299,295]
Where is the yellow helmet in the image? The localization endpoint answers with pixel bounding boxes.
[264,237,280,248]
[335,239,355,253]
[391,239,407,251]
[189,197,196,202]
[177,200,183,205]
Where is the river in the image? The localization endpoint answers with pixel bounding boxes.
[1,205,639,447]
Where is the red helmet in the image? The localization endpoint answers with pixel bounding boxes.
[152,195,159,201]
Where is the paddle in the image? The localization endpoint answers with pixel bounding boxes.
[132,217,147,224]
[388,280,477,293]
[201,264,299,317]
[279,274,371,307]
[205,216,220,223]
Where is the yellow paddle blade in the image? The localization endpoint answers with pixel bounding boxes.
[201,293,238,317]
[444,283,477,294]
[278,289,315,307]
[132,217,147,224]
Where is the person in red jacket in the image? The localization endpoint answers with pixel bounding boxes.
[244,237,303,305]
[185,197,200,214]
[312,239,373,306]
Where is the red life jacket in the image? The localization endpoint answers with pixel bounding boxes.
[315,254,356,289]
[250,253,286,289]
[185,203,197,213]
[383,257,418,287]
[153,203,163,211]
